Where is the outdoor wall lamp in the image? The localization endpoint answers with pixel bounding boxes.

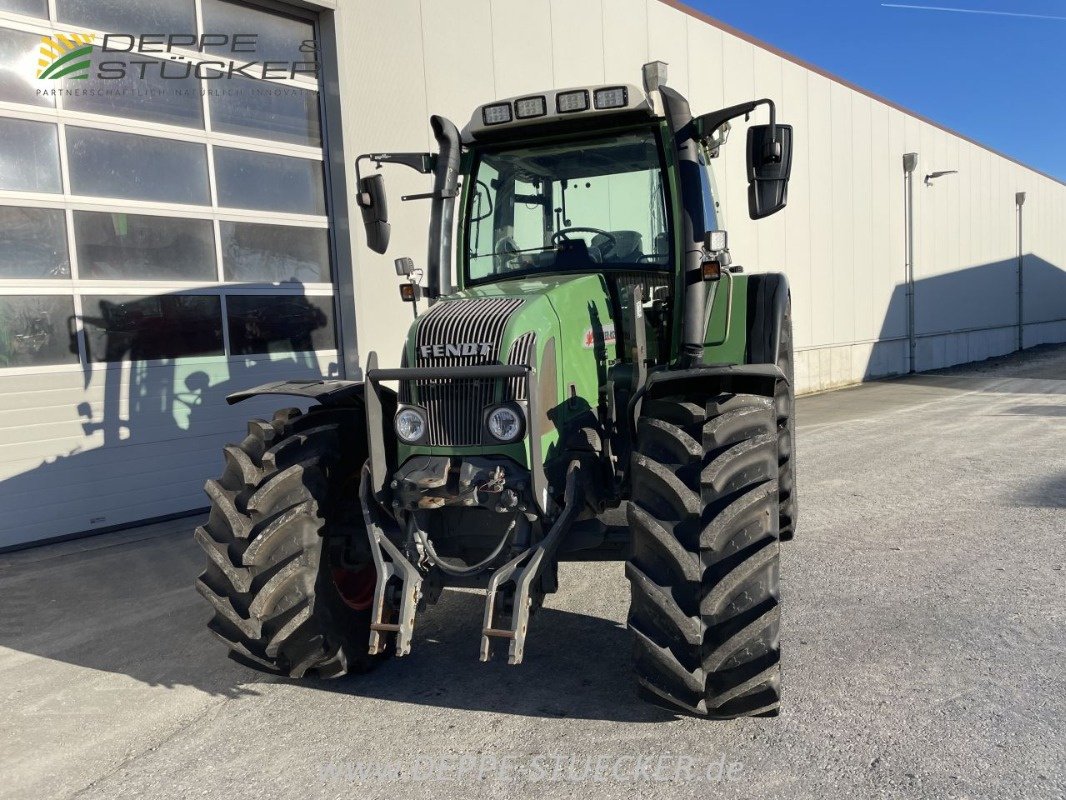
[924,170,958,186]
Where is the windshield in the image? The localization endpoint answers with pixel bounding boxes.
[464,129,671,283]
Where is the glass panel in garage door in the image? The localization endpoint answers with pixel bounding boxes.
[220,221,329,283]
[0,207,69,279]
[214,147,325,214]
[63,48,204,128]
[202,0,315,64]
[0,0,47,18]
[81,294,224,362]
[208,74,320,146]
[0,27,54,106]
[73,212,216,281]
[0,295,77,367]
[55,0,195,35]
[226,294,334,355]
[66,127,210,204]
[0,118,61,193]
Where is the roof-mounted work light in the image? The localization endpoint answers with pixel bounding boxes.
[514,95,547,119]
[593,86,628,109]
[556,89,589,113]
[482,102,512,125]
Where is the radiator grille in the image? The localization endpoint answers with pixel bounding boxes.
[504,332,536,401]
[406,297,525,446]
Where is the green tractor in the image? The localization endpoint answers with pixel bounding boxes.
[195,62,796,718]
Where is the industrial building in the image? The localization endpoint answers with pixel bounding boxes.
[1,0,1063,549]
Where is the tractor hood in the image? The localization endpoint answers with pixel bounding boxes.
[398,273,616,460]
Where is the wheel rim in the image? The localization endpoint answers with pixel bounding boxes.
[331,564,376,611]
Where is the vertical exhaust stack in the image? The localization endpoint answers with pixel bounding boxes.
[428,116,460,301]
[654,67,706,368]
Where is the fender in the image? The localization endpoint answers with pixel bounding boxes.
[226,378,371,407]
[639,362,784,410]
[745,272,790,366]
[226,375,399,496]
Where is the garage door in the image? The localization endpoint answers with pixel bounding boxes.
[0,0,340,549]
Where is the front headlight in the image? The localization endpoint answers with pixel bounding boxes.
[395,407,427,443]
[486,405,524,443]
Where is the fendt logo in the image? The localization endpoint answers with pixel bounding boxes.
[37,33,94,80]
[419,343,493,359]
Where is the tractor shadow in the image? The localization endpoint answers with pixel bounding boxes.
[0,521,268,700]
[1011,470,1066,509]
[303,589,676,723]
[0,527,673,722]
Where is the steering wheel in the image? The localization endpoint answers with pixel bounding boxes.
[551,227,616,253]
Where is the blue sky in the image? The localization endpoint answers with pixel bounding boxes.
[692,0,1064,181]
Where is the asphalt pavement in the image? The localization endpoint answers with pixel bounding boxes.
[1,345,1064,800]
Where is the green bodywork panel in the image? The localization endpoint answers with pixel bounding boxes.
[703,273,749,364]
[397,273,615,470]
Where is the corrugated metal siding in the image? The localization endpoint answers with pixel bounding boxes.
[339,0,1066,394]
[0,354,332,549]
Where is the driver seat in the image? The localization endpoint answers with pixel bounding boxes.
[553,237,595,268]
[592,230,643,263]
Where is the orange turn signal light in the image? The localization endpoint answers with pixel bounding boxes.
[399,283,416,302]
[702,260,722,281]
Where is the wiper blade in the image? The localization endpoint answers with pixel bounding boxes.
[470,245,556,258]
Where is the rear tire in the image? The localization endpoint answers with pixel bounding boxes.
[626,393,781,718]
[195,405,383,678]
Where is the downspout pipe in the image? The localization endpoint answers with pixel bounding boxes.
[659,85,705,368]
[428,115,460,300]
[903,153,918,373]
[1015,191,1026,352]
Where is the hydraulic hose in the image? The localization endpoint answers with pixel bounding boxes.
[410,515,517,578]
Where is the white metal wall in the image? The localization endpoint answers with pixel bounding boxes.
[333,0,1066,391]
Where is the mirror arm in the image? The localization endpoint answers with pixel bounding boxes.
[695,98,779,160]
[355,152,437,206]
[356,152,435,179]
[400,189,459,202]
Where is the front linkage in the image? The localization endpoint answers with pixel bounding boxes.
[358,348,595,664]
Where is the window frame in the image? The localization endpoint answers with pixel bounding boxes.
[460,123,677,289]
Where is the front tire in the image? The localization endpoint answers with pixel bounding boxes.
[195,406,383,678]
[626,393,781,718]
[776,296,798,541]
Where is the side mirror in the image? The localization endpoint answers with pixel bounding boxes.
[357,174,390,254]
[746,123,793,220]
